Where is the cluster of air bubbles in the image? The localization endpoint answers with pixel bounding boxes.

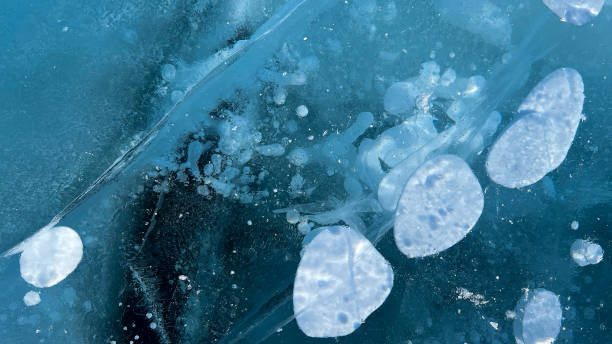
[6,0,606,341]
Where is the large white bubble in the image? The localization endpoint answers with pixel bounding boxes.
[293,226,393,338]
[394,155,483,258]
[513,288,562,344]
[487,68,584,188]
[19,226,83,288]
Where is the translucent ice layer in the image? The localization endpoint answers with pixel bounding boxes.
[487,68,584,188]
[513,288,562,344]
[394,155,483,258]
[293,226,393,338]
[570,239,604,266]
[435,0,512,47]
[542,0,604,25]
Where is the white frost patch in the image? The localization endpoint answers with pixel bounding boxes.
[486,68,584,188]
[456,287,489,306]
[293,226,393,338]
[513,288,562,344]
[19,226,83,288]
[394,155,483,257]
[23,291,41,306]
[571,239,604,266]
[542,0,604,26]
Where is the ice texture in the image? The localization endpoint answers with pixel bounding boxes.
[2,0,611,343]
[293,226,393,337]
[17,226,83,288]
[487,68,584,188]
[570,239,604,266]
[394,155,484,258]
[542,0,604,25]
[384,82,419,114]
[513,289,562,344]
[435,0,512,47]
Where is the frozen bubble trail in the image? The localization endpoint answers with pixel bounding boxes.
[394,155,484,258]
[293,226,393,338]
[487,68,584,189]
[513,288,562,344]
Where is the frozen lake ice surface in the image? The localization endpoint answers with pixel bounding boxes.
[0,0,611,343]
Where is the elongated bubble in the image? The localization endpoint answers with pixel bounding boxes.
[486,68,584,188]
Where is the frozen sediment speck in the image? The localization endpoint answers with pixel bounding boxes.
[293,226,393,338]
[394,155,484,258]
[571,239,604,266]
[19,226,83,288]
[486,68,584,188]
[513,288,562,344]
[23,291,41,306]
[542,0,604,26]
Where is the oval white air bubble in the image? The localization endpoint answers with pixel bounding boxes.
[293,226,393,338]
[394,155,483,258]
[486,68,584,188]
[542,0,604,26]
[513,288,562,344]
[23,291,41,306]
[19,226,83,288]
